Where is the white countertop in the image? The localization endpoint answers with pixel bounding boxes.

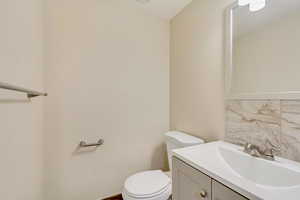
[172,141,300,200]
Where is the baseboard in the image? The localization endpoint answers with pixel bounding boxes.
[102,194,123,200]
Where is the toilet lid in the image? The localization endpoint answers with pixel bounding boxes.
[124,170,171,198]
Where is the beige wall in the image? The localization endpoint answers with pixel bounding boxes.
[170,0,235,141]
[0,0,44,200]
[44,0,169,199]
[1,0,237,199]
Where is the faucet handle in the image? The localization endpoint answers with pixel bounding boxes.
[243,142,252,148]
[243,142,250,151]
[243,142,257,154]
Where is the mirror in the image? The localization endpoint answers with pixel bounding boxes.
[225,0,300,99]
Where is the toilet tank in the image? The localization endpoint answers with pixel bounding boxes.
[165,131,204,171]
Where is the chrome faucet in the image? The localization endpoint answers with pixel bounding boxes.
[263,139,281,161]
[243,143,262,157]
[243,140,280,161]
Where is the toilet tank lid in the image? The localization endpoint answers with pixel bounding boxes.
[165,131,204,145]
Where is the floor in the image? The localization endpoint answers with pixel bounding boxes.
[102,194,123,200]
[103,194,172,200]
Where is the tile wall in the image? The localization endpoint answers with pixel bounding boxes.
[226,100,300,162]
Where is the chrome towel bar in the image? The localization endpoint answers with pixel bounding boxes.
[79,139,104,148]
[0,82,47,98]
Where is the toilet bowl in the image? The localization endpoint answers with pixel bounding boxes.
[122,170,171,200]
[122,131,204,200]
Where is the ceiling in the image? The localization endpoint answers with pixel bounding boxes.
[134,0,193,20]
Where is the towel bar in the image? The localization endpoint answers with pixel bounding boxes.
[0,82,47,98]
[79,139,104,148]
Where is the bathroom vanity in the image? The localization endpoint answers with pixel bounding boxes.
[172,142,300,200]
[173,157,248,200]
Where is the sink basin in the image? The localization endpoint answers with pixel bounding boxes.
[173,141,300,199]
[218,146,300,188]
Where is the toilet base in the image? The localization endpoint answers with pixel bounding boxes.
[122,185,171,200]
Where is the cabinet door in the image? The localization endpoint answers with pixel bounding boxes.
[212,180,248,200]
[173,157,212,200]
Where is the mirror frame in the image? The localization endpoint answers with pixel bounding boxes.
[224,2,300,100]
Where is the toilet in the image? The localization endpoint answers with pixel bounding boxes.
[122,131,204,200]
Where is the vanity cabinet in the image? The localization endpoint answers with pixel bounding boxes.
[212,180,248,200]
[173,157,248,200]
[173,157,212,200]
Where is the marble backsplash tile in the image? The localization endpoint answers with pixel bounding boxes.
[281,101,300,162]
[226,100,300,162]
[226,100,281,150]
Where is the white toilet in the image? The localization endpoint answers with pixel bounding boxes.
[122,131,204,200]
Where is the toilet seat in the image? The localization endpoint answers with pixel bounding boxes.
[122,185,171,200]
[123,170,171,200]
